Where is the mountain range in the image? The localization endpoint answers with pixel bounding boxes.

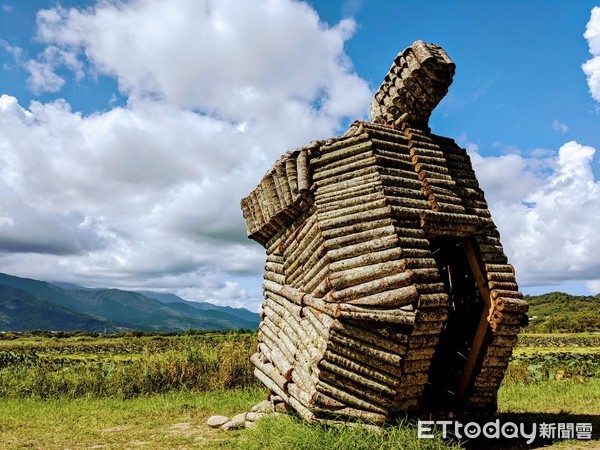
[0,272,260,333]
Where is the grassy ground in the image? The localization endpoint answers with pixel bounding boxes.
[0,389,264,449]
[0,381,597,449]
[0,331,598,449]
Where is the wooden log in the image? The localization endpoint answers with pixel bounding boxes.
[417,293,448,307]
[416,308,449,322]
[315,149,376,175]
[315,164,380,188]
[414,282,445,294]
[484,264,514,274]
[265,290,302,316]
[313,155,378,183]
[495,297,528,313]
[318,132,371,153]
[342,285,418,308]
[320,369,392,407]
[286,239,325,284]
[492,323,523,335]
[325,341,401,380]
[336,307,416,325]
[327,234,400,263]
[282,215,316,254]
[490,289,523,300]
[319,198,388,222]
[259,342,293,380]
[387,196,430,209]
[287,383,315,408]
[263,281,305,306]
[319,206,392,231]
[493,311,525,325]
[380,174,424,190]
[378,165,421,181]
[409,147,444,159]
[406,268,441,282]
[323,349,399,387]
[263,270,285,285]
[315,172,381,196]
[332,320,408,351]
[389,206,422,221]
[400,258,437,269]
[316,182,383,207]
[318,192,385,214]
[321,218,394,241]
[375,154,414,171]
[291,362,316,393]
[258,327,294,365]
[311,139,372,168]
[319,359,396,396]
[410,321,443,335]
[262,316,298,360]
[326,272,412,303]
[488,281,518,291]
[298,253,329,291]
[250,353,288,393]
[303,262,330,295]
[304,306,335,332]
[284,220,319,267]
[265,260,285,273]
[329,258,405,287]
[375,148,413,163]
[288,393,317,423]
[266,306,304,353]
[486,271,516,283]
[382,186,426,201]
[302,295,338,317]
[329,330,403,366]
[316,380,388,415]
[323,224,395,251]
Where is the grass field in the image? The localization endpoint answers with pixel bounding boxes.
[0,331,598,449]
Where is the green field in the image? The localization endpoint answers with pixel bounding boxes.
[0,331,598,449]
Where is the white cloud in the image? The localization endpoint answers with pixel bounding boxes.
[552,119,569,134]
[586,280,600,295]
[470,141,600,289]
[0,0,371,309]
[33,0,369,123]
[23,59,65,93]
[583,6,600,102]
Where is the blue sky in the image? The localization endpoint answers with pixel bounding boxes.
[0,0,599,308]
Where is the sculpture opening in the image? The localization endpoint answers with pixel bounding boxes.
[422,237,486,411]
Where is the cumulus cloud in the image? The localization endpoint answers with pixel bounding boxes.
[0,0,371,310]
[583,6,600,102]
[469,141,600,289]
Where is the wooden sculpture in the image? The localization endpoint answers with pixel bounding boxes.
[240,40,528,424]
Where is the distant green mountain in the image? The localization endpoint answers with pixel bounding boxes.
[525,292,600,333]
[0,285,118,332]
[136,290,260,328]
[0,273,259,332]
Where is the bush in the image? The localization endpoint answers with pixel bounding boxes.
[0,334,258,399]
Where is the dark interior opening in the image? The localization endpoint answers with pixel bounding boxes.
[421,237,485,410]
